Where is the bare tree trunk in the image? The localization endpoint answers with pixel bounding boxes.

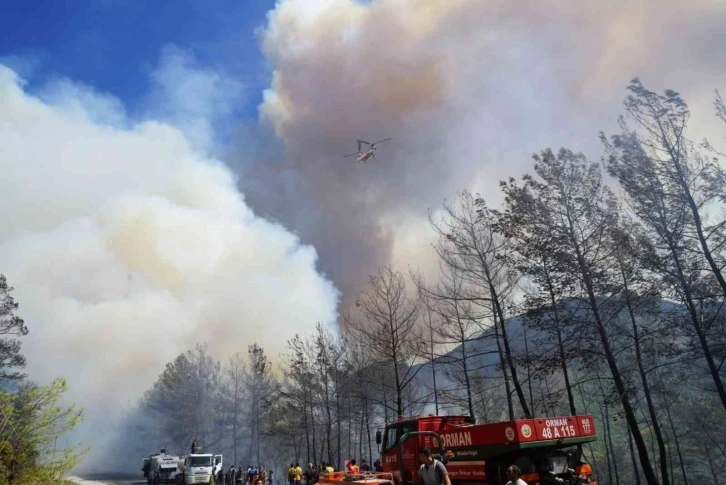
[293,431,299,462]
[492,312,514,420]
[657,369,689,485]
[543,377,556,416]
[310,392,317,465]
[627,422,642,485]
[365,398,373,463]
[663,230,726,411]
[381,381,389,423]
[347,389,352,462]
[543,270,577,416]
[460,331,475,420]
[358,409,364,461]
[601,405,614,485]
[233,405,239,465]
[522,318,534,416]
[556,327,576,416]
[426,307,440,414]
[484,262,532,418]
[576,246,659,485]
[303,397,311,465]
[605,404,621,485]
[323,373,333,466]
[596,372,621,485]
[335,371,342,469]
[574,376,602,481]
[319,430,325,466]
[619,267,670,485]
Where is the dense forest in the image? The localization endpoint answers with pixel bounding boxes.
[110,80,726,485]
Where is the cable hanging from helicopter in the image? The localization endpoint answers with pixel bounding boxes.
[342,137,391,307]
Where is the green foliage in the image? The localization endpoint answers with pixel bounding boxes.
[0,378,85,484]
[0,275,29,381]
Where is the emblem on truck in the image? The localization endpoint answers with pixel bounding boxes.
[520,424,532,438]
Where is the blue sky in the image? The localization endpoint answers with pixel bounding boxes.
[0,0,277,119]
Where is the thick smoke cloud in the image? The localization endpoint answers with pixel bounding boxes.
[236,0,726,313]
[0,60,338,465]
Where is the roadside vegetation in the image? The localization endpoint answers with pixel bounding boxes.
[0,276,84,484]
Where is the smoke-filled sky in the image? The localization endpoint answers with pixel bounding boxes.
[0,0,725,469]
[239,0,726,309]
[0,56,338,459]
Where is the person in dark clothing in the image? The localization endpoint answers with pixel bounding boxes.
[360,460,371,472]
[304,464,314,484]
[191,438,198,453]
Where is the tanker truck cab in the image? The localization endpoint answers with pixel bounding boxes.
[177,453,222,484]
[377,417,422,484]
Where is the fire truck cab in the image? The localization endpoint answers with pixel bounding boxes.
[376,414,598,485]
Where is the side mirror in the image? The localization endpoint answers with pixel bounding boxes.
[376,430,382,445]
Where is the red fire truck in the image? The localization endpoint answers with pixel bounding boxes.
[375,414,598,485]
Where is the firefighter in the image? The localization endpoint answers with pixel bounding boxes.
[346,460,359,474]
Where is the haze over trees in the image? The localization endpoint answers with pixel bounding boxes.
[0,275,85,484]
[105,81,726,485]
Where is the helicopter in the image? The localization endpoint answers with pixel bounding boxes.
[344,138,391,163]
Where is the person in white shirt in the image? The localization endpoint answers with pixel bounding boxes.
[505,465,527,485]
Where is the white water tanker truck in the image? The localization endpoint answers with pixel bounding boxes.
[175,452,223,485]
[142,449,181,485]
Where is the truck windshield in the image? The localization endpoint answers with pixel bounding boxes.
[190,456,213,467]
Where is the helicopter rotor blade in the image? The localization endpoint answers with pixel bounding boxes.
[371,137,391,146]
[343,152,360,158]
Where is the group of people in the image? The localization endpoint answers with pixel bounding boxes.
[415,447,526,485]
[190,438,526,485]
[285,457,385,485]
[286,462,329,485]
[216,464,274,485]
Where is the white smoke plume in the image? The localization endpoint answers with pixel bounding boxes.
[0,55,338,465]
[236,0,726,314]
